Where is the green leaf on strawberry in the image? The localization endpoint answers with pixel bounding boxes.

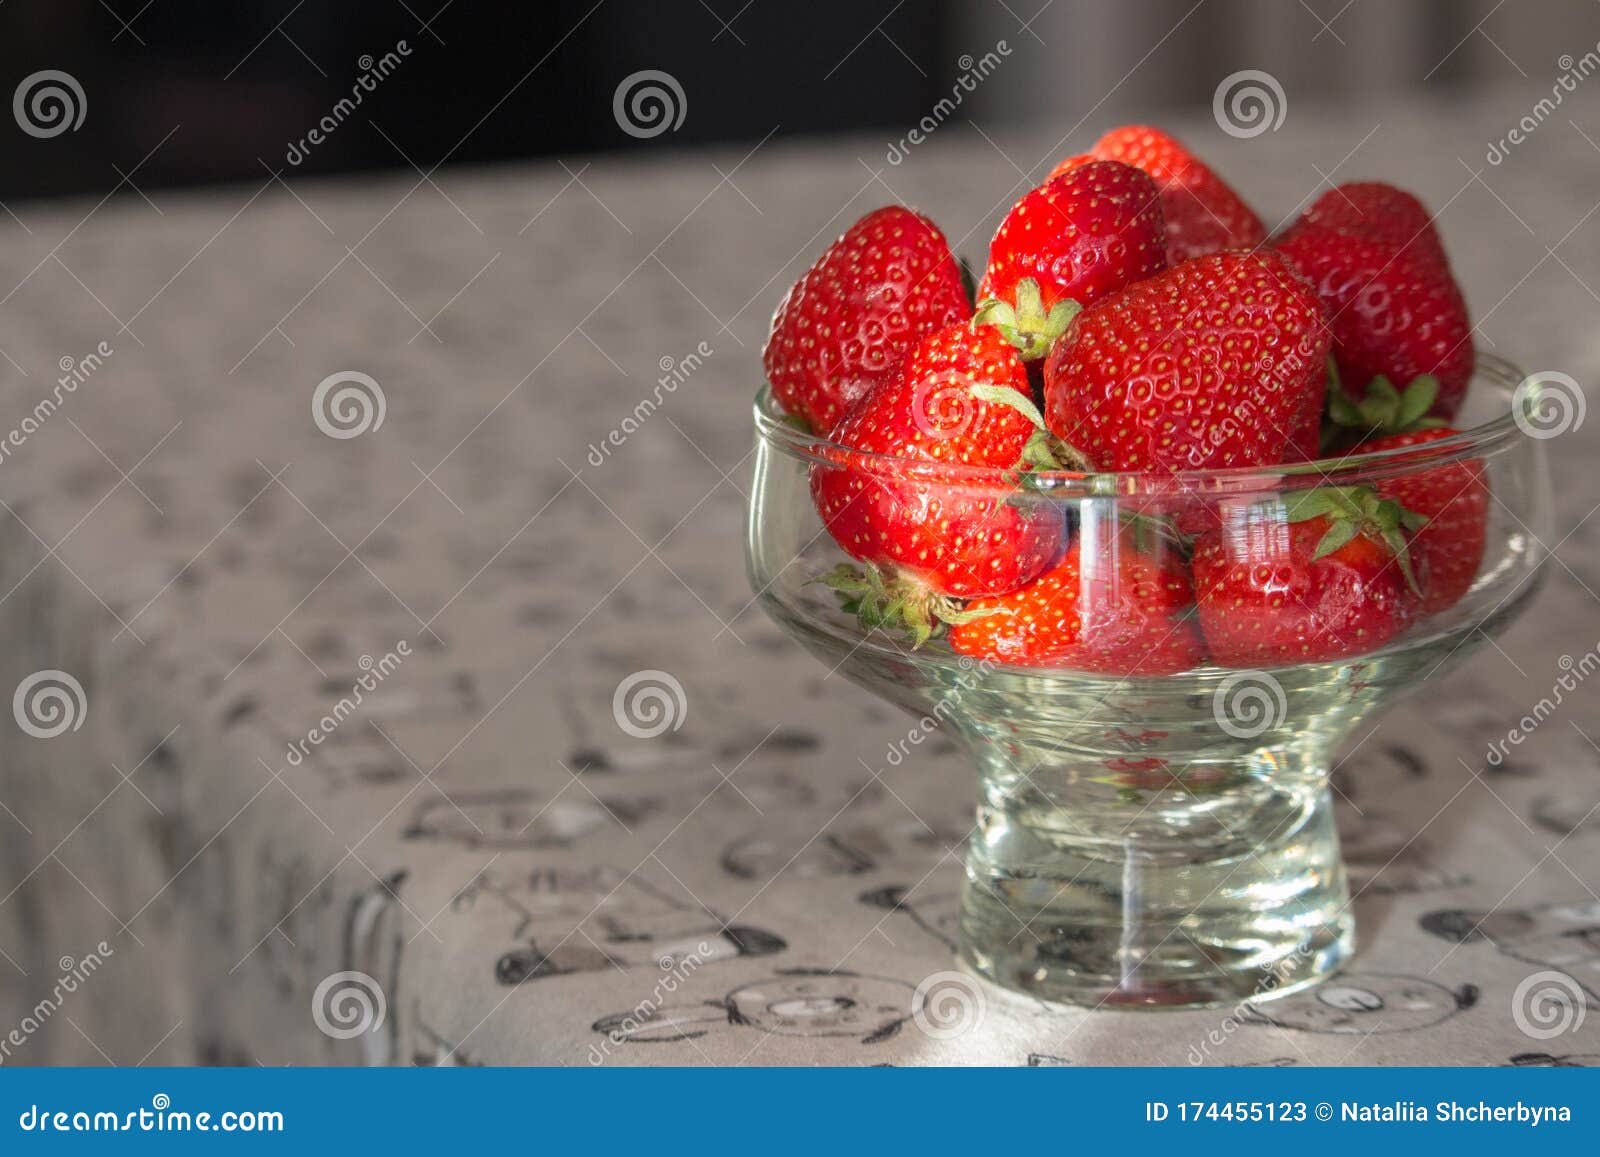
[973,278,1082,363]
[975,161,1167,361]
[1281,485,1424,597]
[1322,371,1450,455]
[812,563,996,648]
[967,381,1092,472]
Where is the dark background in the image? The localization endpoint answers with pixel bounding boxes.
[0,0,1589,201]
[3,0,948,200]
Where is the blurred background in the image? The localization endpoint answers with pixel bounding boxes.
[0,0,1594,201]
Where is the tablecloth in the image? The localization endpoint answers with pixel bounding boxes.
[1,84,1598,1067]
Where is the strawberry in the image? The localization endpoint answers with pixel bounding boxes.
[947,527,1203,674]
[1274,183,1473,420]
[1041,250,1330,473]
[811,323,1064,639]
[1325,374,1486,615]
[1275,356,1338,465]
[1192,487,1425,665]
[1053,126,1267,262]
[764,205,970,433]
[974,161,1167,360]
[1361,429,1486,615]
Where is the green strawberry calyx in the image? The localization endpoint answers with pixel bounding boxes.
[1322,365,1446,451]
[812,563,997,648]
[972,277,1081,363]
[1120,511,1192,558]
[1281,485,1428,597]
[967,383,1093,472]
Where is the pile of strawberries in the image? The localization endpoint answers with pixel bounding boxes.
[763,126,1485,673]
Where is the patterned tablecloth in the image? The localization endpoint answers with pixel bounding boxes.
[1,85,1598,1068]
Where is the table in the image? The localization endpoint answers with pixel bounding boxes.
[1,84,1598,1067]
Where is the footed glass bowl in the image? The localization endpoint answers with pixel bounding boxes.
[745,355,1551,1009]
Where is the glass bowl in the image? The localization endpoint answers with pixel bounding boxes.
[745,354,1551,1009]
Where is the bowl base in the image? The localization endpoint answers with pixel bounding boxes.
[958,784,1355,1010]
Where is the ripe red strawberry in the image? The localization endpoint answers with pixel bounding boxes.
[974,161,1167,359]
[764,205,970,433]
[1274,183,1473,420]
[1042,250,1330,473]
[1192,487,1424,665]
[1287,180,1444,258]
[811,323,1063,639]
[948,527,1203,674]
[1285,381,1325,462]
[1324,375,1487,615]
[1053,126,1266,262]
[1361,429,1486,615]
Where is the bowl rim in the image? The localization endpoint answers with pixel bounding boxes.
[752,352,1537,491]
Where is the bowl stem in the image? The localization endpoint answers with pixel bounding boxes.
[959,744,1354,1009]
